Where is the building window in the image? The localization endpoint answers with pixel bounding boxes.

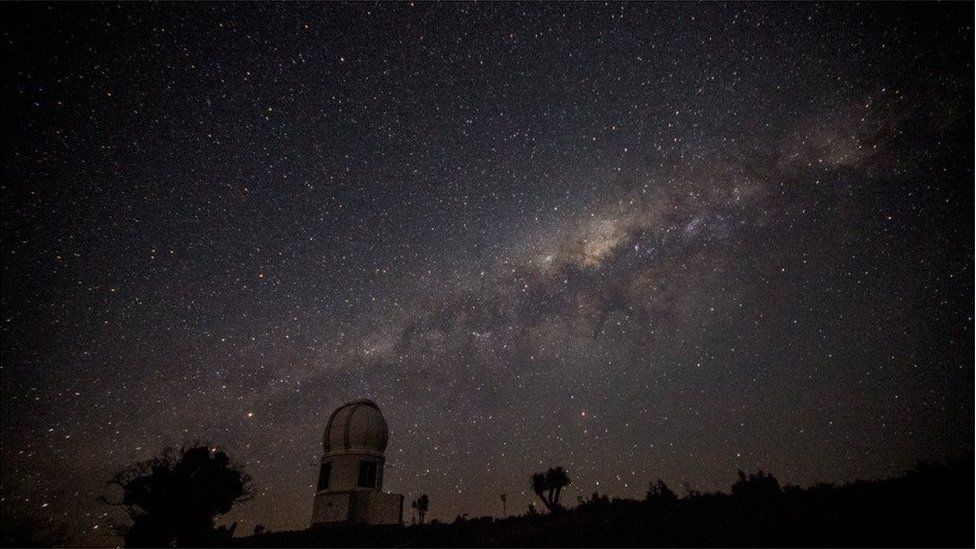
[317,462,332,491]
[357,460,377,488]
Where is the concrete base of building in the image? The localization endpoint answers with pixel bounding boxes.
[311,490,403,526]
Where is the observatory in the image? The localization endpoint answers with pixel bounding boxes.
[311,399,403,526]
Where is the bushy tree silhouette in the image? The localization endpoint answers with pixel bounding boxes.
[578,491,610,511]
[645,479,677,506]
[530,466,571,512]
[731,469,781,503]
[104,445,251,547]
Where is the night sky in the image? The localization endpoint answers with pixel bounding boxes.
[1,2,973,545]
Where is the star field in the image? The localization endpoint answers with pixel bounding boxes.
[1,3,973,545]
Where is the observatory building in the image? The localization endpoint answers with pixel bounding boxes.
[311,399,403,526]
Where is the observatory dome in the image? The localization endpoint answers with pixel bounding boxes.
[323,399,389,455]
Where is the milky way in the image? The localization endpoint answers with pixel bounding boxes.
[1,3,972,544]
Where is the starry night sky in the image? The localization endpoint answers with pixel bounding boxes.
[1,2,973,545]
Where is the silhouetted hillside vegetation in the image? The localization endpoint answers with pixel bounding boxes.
[103,445,252,547]
[224,457,972,547]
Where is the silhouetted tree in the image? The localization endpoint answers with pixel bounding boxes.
[214,522,237,539]
[103,445,252,547]
[411,494,430,525]
[576,491,611,512]
[530,466,571,512]
[548,467,571,506]
[531,472,548,506]
[645,479,677,505]
[731,469,781,503]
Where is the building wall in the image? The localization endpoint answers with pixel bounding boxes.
[311,492,352,524]
[311,490,403,526]
[322,453,385,491]
[351,492,403,525]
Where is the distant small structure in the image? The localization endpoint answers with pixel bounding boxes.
[311,399,403,526]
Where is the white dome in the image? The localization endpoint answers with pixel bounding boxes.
[324,399,389,455]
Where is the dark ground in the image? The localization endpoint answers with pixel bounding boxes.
[224,458,972,548]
